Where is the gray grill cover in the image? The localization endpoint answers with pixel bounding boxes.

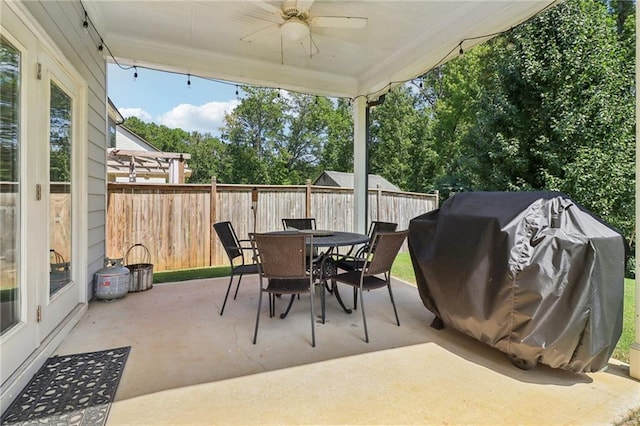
[408,191,625,372]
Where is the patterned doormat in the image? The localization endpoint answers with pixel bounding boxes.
[1,346,130,426]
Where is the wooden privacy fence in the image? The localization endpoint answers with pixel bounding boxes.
[107,180,439,272]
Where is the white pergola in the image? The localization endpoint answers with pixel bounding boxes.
[84,0,638,378]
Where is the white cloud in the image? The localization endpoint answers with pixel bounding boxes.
[158,100,240,135]
[119,108,152,122]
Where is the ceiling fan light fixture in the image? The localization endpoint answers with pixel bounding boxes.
[281,18,309,41]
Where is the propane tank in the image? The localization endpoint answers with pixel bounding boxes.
[94,258,129,300]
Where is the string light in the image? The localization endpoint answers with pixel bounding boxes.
[82,12,89,33]
[77,0,542,106]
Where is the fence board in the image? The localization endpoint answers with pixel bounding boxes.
[107,183,438,271]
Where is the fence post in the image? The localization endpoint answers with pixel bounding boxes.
[376,184,381,221]
[306,179,312,218]
[210,177,217,266]
[435,189,440,208]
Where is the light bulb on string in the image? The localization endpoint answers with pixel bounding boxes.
[82,12,89,33]
[98,39,104,52]
[235,85,239,97]
[459,43,464,56]
[133,66,138,81]
[187,73,191,88]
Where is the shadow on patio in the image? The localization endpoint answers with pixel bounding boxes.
[54,277,639,425]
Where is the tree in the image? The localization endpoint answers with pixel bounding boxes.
[276,93,332,184]
[417,46,489,196]
[369,86,421,191]
[456,0,635,239]
[319,98,354,173]
[187,132,226,184]
[219,87,285,184]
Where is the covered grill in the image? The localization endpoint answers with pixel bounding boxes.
[408,191,625,372]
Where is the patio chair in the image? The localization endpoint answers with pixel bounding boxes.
[329,230,408,343]
[335,221,398,309]
[280,218,326,318]
[282,218,316,230]
[251,232,317,347]
[213,221,260,316]
[338,221,398,268]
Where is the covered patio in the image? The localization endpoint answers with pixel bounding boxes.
[56,276,639,424]
[2,0,639,421]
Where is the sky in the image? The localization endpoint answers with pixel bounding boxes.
[107,64,240,136]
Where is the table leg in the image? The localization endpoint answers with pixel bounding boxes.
[279,294,296,319]
[331,279,353,314]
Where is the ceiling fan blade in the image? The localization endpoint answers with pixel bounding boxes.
[241,24,280,42]
[253,1,283,16]
[295,0,315,13]
[310,16,368,29]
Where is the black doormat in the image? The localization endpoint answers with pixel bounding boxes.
[1,346,130,426]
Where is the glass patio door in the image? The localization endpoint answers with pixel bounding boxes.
[38,43,81,339]
[0,11,38,386]
[1,6,82,385]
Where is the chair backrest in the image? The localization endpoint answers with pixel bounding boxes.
[354,221,398,257]
[367,221,398,241]
[363,230,408,276]
[252,233,311,280]
[213,221,243,261]
[282,218,316,231]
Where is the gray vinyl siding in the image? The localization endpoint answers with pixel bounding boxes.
[23,1,108,298]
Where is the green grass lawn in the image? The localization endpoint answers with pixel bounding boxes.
[154,253,635,364]
[614,278,636,364]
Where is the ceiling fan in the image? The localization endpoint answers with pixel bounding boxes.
[240,0,367,58]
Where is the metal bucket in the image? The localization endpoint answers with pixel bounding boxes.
[125,243,153,292]
[94,258,129,300]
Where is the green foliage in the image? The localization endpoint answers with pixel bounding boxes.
[49,83,73,183]
[0,38,20,182]
[319,98,354,173]
[369,87,424,191]
[153,266,231,284]
[391,252,416,284]
[218,87,355,185]
[612,278,636,364]
[418,0,635,243]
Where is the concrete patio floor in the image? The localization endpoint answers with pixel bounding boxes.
[53,276,640,425]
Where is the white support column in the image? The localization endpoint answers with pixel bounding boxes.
[630,15,640,379]
[352,97,367,234]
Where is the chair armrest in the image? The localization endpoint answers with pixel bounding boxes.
[237,239,254,250]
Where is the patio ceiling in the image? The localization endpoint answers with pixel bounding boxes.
[85,0,558,99]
